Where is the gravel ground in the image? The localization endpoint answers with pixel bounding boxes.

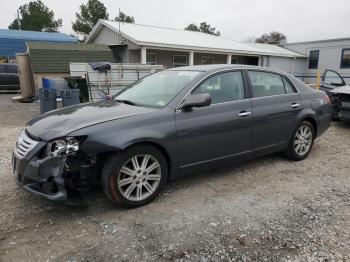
[0,94,350,262]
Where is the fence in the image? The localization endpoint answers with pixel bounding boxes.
[69,63,164,101]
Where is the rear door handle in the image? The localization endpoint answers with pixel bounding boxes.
[237,111,252,117]
[290,103,301,108]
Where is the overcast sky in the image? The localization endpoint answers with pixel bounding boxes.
[1,0,349,42]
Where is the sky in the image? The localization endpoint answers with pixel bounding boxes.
[1,0,349,43]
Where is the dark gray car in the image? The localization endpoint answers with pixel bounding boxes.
[320,69,350,121]
[12,65,331,207]
[0,63,20,92]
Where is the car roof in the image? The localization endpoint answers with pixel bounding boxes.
[168,64,291,76]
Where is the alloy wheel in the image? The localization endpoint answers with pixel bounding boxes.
[116,154,161,201]
[294,125,313,156]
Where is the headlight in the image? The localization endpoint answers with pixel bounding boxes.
[47,137,81,157]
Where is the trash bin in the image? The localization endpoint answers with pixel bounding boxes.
[60,89,80,107]
[64,77,89,102]
[42,78,55,90]
[38,88,57,114]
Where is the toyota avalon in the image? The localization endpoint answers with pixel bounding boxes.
[12,65,331,207]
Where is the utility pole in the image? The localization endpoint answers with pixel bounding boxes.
[17,9,21,30]
[118,8,121,33]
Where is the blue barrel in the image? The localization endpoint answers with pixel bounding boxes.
[60,89,80,107]
[38,88,57,114]
[42,78,55,90]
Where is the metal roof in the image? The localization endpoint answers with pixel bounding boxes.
[27,42,114,73]
[27,42,111,51]
[283,37,350,46]
[88,20,304,58]
[0,29,77,58]
[0,29,77,42]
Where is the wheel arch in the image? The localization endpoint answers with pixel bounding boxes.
[300,116,318,136]
[125,141,172,171]
[98,141,174,178]
[296,108,319,137]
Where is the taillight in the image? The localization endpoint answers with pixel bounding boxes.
[324,94,331,104]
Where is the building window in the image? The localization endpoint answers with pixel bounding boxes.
[200,56,214,64]
[146,53,157,65]
[231,57,237,64]
[340,49,350,69]
[173,55,187,68]
[308,50,319,69]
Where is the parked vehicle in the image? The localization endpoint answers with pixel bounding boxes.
[0,63,20,92]
[320,69,350,121]
[12,65,331,207]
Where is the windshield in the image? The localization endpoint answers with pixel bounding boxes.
[114,70,202,108]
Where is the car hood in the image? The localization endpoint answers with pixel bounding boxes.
[330,86,350,95]
[26,101,156,141]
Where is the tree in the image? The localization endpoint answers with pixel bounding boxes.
[185,22,220,36]
[115,11,135,23]
[255,31,287,45]
[8,0,62,32]
[72,0,109,36]
[184,23,200,32]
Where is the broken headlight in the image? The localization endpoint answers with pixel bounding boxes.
[47,137,82,157]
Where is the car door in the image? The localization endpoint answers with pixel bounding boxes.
[0,65,6,90]
[321,69,346,94]
[4,65,20,90]
[175,70,252,168]
[247,70,302,150]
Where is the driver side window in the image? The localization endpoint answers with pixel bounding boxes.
[192,71,245,104]
[323,70,344,85]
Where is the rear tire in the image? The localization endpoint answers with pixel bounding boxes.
[101,145,168,208]
[283,121,315,161]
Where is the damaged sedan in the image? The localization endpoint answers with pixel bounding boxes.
[13,65,331,207]
[320,69,350,121]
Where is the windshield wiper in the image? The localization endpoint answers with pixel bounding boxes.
[115,99,136,106]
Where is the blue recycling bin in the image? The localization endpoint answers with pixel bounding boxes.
[38,88,57,114]
[60,89,80,107]
[42,78,55,90]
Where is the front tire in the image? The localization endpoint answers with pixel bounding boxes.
[101,145,168,207]
[284,121,315,161]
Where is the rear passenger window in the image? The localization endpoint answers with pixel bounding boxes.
[6,65,18,74]
[248,71,286,98]
[283,77,295,93]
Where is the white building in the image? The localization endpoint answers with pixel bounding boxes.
[86,20,305,73]
[283,38,350,84]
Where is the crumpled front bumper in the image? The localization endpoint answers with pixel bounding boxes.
[12,141,68,202]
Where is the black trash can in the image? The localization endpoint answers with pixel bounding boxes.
[64,77,89,102]
[38,88,57,114]
[61,89,80,107]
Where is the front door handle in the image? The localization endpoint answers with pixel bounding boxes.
[237,111,252,117]
[290,103,301,108]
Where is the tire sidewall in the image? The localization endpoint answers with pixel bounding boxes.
[103,145,168,207]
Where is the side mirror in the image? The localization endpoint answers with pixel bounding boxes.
[179,93,211,110]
